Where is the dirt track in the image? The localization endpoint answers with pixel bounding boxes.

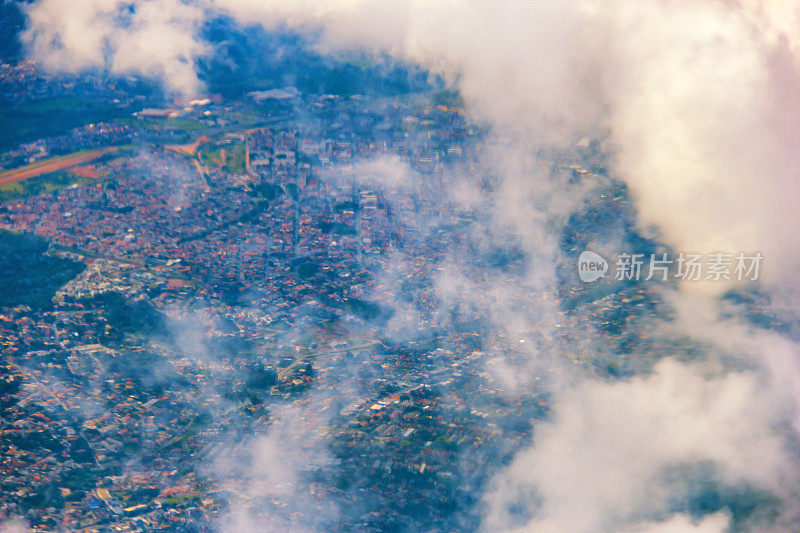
[0,147,118,186]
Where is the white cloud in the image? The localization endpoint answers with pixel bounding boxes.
[213,401,339,532]
[628,512,732,533]
[18,0,800,529]
[23,1,800,284]
[482,356,797,532]
[0,517,30,533]
[203,0,800,290]
[23,0,207,94]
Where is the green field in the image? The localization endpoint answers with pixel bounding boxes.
[198,140,247,174]
[114,116,207,133]
[0,170,94,204]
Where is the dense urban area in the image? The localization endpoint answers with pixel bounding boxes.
[3,1,800,531]
[0,50,779,531]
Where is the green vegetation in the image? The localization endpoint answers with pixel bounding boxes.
[432,89,464,109]
[250,181,284,201]
[318,294,391,323]
[198,140,247,174]
[163,424,200,449]
[318,221,357,236]
[115,116,207,136]
[0,229,85,308]
[222,104,271,127]
[60,467,100,494]
[83,291,168,338]
[163,492,200,508]
[0,170,94,204]
[93,144,138,163]
[0,95,134,152]
[122,487,160,506]
[4,429,64,452]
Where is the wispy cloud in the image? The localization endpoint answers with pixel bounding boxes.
[18,0,800,529]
